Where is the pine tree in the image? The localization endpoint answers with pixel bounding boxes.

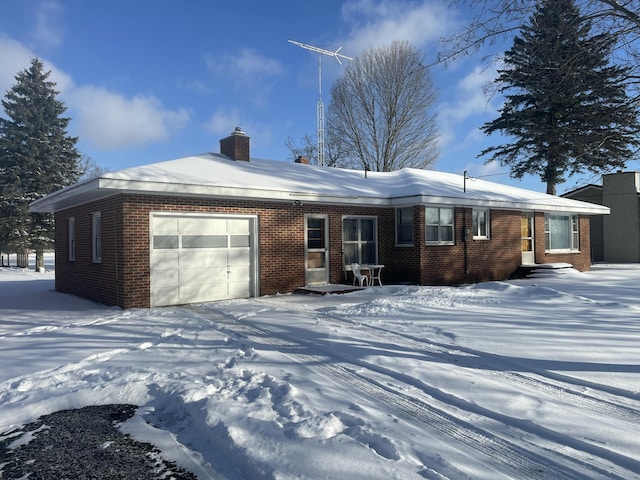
[480,0,640,195]
[0,58,80,269]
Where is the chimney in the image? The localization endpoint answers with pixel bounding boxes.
[295,155,309,165]
[220,127,250,161]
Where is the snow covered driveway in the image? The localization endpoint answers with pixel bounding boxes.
[1,263,640,479]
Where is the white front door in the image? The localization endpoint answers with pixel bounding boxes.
[150,214,257,306]
[521,213,535,265]
[305,215,329,285]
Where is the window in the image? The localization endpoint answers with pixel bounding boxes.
[472,209,490,239]
[91,212,101,263]
[426,207,454,244]
[343,216,377,266]
[182,235,227,248]
[396,207,413,245]
[68,217,75,261]
[153,235,179,249]
[545,214,579,251]
[307,218,325,249]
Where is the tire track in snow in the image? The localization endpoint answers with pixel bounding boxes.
[241,302,640,478]
[190,306,617,480]
[272,298,640,425]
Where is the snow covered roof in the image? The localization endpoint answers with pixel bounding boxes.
[29,153,610,214]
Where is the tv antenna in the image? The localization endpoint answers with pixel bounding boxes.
[289,39,352,167]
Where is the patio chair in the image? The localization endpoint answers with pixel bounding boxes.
[351,263,369,287]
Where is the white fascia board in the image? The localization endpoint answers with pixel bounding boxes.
[388,195,610,214]
[29,178,102,212]
[97,178,391,205]
[29,176,610,215]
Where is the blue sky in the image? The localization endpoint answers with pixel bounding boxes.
[0,0,626,193]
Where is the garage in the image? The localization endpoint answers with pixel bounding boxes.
[150,213,257,307]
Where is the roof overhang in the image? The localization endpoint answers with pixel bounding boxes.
[29,176,611,216]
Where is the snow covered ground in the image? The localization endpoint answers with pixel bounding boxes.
[1,254,640,479]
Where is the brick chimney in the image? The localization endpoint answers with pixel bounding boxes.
[220,127,250,161]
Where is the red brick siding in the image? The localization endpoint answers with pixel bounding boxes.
[54,195,593,308]
[55,196,124,306]
[533,213,592,270]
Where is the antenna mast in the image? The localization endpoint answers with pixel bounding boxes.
[289,39,352,167]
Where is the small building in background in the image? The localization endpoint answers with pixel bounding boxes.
[563,171,640,263]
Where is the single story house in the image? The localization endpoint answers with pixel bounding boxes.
[30,128,609,308]
[562,171,640,262]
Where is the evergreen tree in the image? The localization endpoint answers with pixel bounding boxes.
[480,0,640,195]
[0,58,80,269]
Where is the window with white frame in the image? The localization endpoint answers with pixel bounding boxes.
[472,209,490,239]
[91,212,102,263]
[68,217,75,261]
[343,216,377,266]
[545,213,579,251]
[396,207,413,245]
[426,207,454,244]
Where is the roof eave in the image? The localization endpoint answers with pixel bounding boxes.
[29,177,610,215]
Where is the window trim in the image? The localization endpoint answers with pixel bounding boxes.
[68,217,75,261]
[472,208,490,240]
[395,207,414,246]
[342,215,379,267]
[544,213,580,252]
[91,212,102,263]
[425,206,455,245]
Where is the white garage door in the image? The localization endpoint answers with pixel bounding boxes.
[150,214,257,307]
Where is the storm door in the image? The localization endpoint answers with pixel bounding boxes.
[521,213,535,265]
[305,215,329,285]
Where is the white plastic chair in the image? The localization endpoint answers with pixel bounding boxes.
[351,263,369,287]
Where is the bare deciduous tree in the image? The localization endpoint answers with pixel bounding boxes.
[78,154,108,180]
[327,41,439,172]
[284,134,317,164]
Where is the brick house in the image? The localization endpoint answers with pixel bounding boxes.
[30,128,609,308]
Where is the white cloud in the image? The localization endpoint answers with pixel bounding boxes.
[204,109,274,155]
[0,35,190,150]
[0,36,33,95]
[437,63,502,152]
[230,48,284,78]
[440,64,500,124]
[0,34,75,95]
[30,0,66,48]
[206,48,284,107]
[340,0,458,55]
[69,86,190,150]
[205,109,244,137]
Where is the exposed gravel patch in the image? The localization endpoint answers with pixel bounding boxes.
[0,404,198,479]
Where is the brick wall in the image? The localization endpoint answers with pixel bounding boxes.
[55,196,124,306]
[533,213,592,270]
[55,195,593,308]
